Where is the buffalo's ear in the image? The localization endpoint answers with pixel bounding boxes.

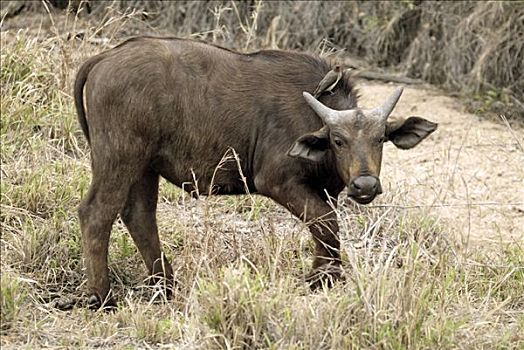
[288,126,330,162]
[386,116,437,149]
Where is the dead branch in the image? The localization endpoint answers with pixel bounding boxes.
[352,70,424,85]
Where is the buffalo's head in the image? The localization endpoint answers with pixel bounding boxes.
[288,87,437,204]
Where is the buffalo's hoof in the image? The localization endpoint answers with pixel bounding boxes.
[306,264,344,290]
[54,296,77,311]
[87,294,117,311]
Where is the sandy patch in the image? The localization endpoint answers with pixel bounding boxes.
[357,82,523,245]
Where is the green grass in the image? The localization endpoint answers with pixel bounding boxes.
[1,28,523,349]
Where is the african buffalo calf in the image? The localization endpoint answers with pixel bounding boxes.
[74,36,437,308]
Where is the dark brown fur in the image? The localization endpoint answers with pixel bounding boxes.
[75,36,436,308]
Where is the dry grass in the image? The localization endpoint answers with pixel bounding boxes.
[1,4,523,349]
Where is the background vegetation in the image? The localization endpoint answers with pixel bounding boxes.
[3,0,523,118]
[1,1,523,348]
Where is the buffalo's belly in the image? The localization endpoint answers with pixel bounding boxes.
[151,152,256,196]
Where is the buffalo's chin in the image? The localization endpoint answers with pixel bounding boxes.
[349,194,376,205]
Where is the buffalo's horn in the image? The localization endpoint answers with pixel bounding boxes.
[374,87,404,120]
[302,91,343,124]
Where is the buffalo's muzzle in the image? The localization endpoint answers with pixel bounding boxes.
[348,176,382,204]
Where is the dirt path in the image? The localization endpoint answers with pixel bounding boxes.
[357,82,523,246]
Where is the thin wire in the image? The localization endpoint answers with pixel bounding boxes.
[364,202,524,209]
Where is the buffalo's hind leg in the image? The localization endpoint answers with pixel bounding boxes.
[121,169,174,297]
[78,169,136,310]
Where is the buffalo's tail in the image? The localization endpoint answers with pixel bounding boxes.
[74,54,107,144]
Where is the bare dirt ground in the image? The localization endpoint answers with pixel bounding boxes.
[356,82,523,246]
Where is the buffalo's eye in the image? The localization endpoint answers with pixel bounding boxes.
[377,136,386,144]
[334,139,344,147]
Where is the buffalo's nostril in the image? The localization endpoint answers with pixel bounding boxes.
[351,181,361,190]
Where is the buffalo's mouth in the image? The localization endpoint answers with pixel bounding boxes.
[349,193,377,205]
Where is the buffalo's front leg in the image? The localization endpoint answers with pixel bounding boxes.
[258,180,342,288]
